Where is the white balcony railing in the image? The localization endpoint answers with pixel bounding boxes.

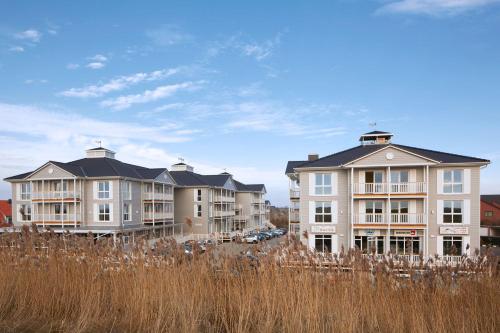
[214,210,235,217]
[354,214,385,224]
[289,189,300,198]
[143,212,173,220]
[352,182,427,195]
[32,192,80,200]
[32,214,81,222]
[290,212,300,222]
[390,213,426,224]
[142,192,173,201]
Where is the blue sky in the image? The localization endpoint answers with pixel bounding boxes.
[0,0,499,205]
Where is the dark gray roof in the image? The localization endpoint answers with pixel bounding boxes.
[170,171,232,187]
[481,195,500,205]
[234,180,265,192]
[286,143,490,172]
[5,157,167,181]
[286,160,307,174]
[362,131,392,135]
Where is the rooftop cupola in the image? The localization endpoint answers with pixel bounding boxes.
[85,147,116,159]
[171,162,194,172]
[359,131,393,145]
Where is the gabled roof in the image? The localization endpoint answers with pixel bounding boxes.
[234,180,266,192]
[4,157,169,181]
[286,160,307,174]
[286,143,490,172]
[0,200,11,217]
[482,195,500,207]
[170,171,234,188]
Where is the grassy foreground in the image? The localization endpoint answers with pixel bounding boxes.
[0,227,498,333]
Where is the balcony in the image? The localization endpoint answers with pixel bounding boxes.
[214,196,236,202]
[290,211,300,222]
[143,212,173,220]
[32,214,81,223]
[214,210,235,217]
[32,191,81,200]
[352,182,427,195]
[354,213,426,225]
[289,189,300,199]
[142,192,173,201]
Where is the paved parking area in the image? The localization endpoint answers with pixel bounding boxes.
[215,236,286,257]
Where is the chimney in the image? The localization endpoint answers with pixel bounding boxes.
[308,153,319,161]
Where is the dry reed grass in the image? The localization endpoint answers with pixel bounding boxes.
[0,226,498,333]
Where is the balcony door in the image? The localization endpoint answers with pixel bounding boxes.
[365,201,383,223]
[365,171,384,193]
[391,201,409,223]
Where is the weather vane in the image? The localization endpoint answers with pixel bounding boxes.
[95,140,102,148]
[369,122,377,128]
[178,157,185,163]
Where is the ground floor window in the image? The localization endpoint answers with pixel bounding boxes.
[443,236,463,256]
[390,236,421,255]
[314,234,332,253]
[355,236,384,254]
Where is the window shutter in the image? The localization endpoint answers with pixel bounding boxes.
[193,189,197,202]
[463,200,470,225]
[462,236,471,255]
[309,173,315,196]
[331,200,338,224]
[93,181,98,200]
[436,236,443,256]
[308,234,315,251]
[463,169,471,194]
[410,201,416,214]
[409,169,416,183]
[436,170,443,195]
[309,201,315,224]
[109,204,113,222]
[16,184,21,200]
[93,204,98,222]
[108,182,113,200]
[193,204,197,217]
[359,201,365,214]
[331,172,338,196]
[437,200,443,224]
[16,204,21,221]
[331,235,338,253]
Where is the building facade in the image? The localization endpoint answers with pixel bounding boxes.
[0,200,12,226]
[170,163,268,239]
[480,195,500,246]
[4,147,178,240]
[286,131,489,259]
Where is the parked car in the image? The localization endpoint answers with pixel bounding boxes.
[259,231,273,240]
[243,234,259,244]
[270,229,283,237]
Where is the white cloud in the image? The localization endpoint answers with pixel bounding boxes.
[241,33,282,61]
[24,79,48,84]
[8,46,24,52]
[146,25,193,46]
[59,68,180,98]
[66,63,80,70]
[89,54,108,62]
[378,0,500,15]
[100,81,203,110]
[86,62,105,70]
[13,29,42,42]
[0,103,196,145]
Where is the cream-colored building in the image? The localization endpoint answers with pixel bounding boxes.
[170,163,268,238]
[4,147,178,241]
[286,131,490,261]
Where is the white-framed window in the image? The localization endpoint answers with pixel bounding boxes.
[355,236,385,255]
[19,204,31,221]
[443,236,463,256]
[20,183,31,200]
[390,170,409,183]
[98,181,110,199]
[123,203,131,221]
[443,170,463,193]
[54,180,68,192]
[315,173,332,195]
[390,236,421,255]
[315,202,332,223]
[314,234,332,253]
[196,204,202,217]
[54,203,68,218]
[122,181,132,200]
[391,201,409,223]
[196,189,202,202]
[365,201,384,223]
[443,200,462,223]
[98,204,110,222]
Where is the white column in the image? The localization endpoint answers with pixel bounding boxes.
[42,179,45,228]
[73,178,77,228]
[386,166,391,254]
[350,168,354,249]
[60,179,64,229]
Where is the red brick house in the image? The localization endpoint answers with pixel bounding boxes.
[0,200,12,227]
[481,195,500,246]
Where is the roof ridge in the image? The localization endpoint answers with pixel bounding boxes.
[298,145,384,167]
[394,144,490,162]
